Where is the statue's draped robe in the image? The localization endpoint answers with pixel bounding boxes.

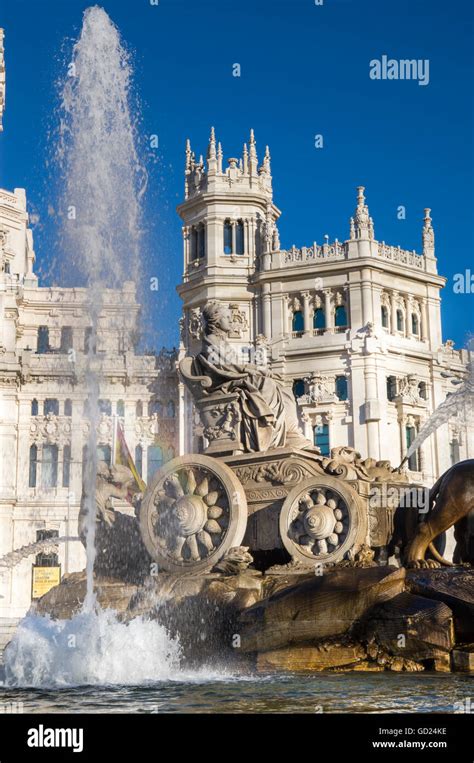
[195,332,309,452]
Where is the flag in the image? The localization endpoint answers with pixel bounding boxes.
[114,419,147,494]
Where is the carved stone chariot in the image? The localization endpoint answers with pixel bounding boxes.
[137,301,415,575]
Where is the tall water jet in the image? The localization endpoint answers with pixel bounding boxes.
[56,5,145,609]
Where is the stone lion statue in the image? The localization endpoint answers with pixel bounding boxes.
[78,460,150,583]
[405,459,474,568]
[78,461,141,539]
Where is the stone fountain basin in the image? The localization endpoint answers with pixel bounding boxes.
[31,565,474,673]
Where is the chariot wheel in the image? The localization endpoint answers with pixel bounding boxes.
[279,475,367,566]
[139,454,248,573]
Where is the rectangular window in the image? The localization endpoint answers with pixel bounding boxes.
[41,444,59,488]
[62,444,71,488]
[224,222,233,254]
[84,327,96,354]
[236,221,244,254]
[406,426,419,471]
[314,424,330,457]
[35,529,59,567]
[44,399,60,416]
[29,445,38,488]
[335,376,348,401]
[37,326,50,354]
[60,327,73,353]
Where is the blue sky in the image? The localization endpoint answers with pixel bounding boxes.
[1,0,473,350]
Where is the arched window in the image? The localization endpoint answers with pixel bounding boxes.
[64,399,73,416]
[236,220,244,254]
[314,424,330,457]
[396,309,404,332]
[41,444,59,488]
[136,401,143,417]
[166,400,175,418]
[411,313,419,335]
[381,305,389,328]
[135,444,143,477]
[97,444,111,466]
[334,305,347,328]
[387,376,397,401]
[406,426,419,471]
[147,445,163,482]
[44,399,59,416]
[293,379,305,398]
[191,227,198,261]
[223,220,233,255]
[37,326,50,354]
[335,376,348,401]
[62,444,71,488]
[313,308,325,330]
[116,400,125,417]
[98,399,112,416]
[29,444,38,488]
[450,438,460,465]
[197,224,206,259]
[148,399,162,417]
[418,382,428,401]
[292,311,304,333]
[31,399,39,416]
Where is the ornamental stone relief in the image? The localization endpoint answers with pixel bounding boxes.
[30,414,72,444]
[229,303,248,339]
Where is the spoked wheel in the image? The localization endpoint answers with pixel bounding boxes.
[139,454,247,573]
[279,475,367,566]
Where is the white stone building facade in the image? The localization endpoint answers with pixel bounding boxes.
[177,128,473,487]
[0,185,178,629]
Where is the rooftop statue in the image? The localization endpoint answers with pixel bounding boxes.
[189,300,315,453]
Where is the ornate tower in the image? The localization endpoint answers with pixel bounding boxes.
[176,128,281,452]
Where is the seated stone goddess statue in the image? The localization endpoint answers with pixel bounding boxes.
[192,301,314,453]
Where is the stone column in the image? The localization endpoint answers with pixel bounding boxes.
[405,296,411,338]
[361,267,373,325]
[391,291,398,334]
[420,299,428,341]
[302,291,311,336]
[282,295,289,337]
[262,284,271,339]
[324,289,333,333]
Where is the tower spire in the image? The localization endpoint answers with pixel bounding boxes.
[185,138,192,171]
[353,185,374,240]
[207,126,217,174]
[422,208,436,273]
[249,128,258,176]
[263,145,271,175]
[217,141,223,174]
[242,142,249,174]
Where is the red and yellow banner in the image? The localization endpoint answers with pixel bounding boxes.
[114,420,146,494]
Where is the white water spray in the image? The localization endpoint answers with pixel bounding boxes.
[3,610,182,688]
[57,6,145,609]
[401,357,474,468]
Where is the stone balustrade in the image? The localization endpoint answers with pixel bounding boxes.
[377,242,424,269]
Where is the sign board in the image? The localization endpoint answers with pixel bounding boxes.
[31,566,61,599]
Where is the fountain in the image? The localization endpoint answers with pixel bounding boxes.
[401,347,474,469]
[2,6,474,703]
